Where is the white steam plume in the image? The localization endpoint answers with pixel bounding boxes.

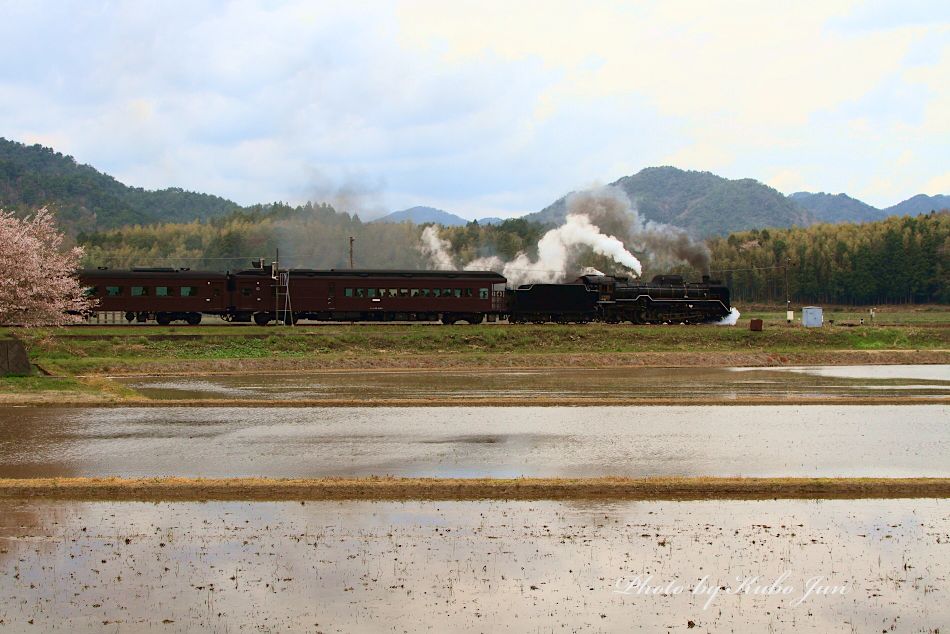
[462,214,641,286]
[418,225,457,269]
[716,307,741,326]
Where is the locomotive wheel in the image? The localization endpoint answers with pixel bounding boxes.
[156,313,172,326]
[125,311,135,323]
[186,313,202,326]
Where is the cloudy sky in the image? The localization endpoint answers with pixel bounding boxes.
[1,0,947,219]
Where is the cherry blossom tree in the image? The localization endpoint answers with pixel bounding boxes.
[0,208,95,326]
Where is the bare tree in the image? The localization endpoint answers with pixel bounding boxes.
[0,208,94,326]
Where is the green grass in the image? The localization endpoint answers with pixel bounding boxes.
[0,375,95,394]
[744,309,950,325]
[9,322,947,375]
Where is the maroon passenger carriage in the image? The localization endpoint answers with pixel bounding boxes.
[79,268,228,324]
[79,267,507,325]
[234,269,507,325]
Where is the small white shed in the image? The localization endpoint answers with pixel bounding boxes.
[802,306,823,328]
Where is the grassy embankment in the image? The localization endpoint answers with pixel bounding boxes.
[1,312,947,402]
[0,374,137,403]
[13,321,950,373]
[2,476,949,501]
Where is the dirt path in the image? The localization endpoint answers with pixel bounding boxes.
[2,476,948,501]
[3,395,947,407]
[65,349,950,376]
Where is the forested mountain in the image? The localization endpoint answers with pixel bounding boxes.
[529,167,814,236]
[0,138,240,234]
[788,192,885,224]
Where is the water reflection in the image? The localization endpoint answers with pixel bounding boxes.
[0,405,946,478]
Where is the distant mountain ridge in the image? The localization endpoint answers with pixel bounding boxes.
[788,191,885,224]
[374,206,504,226]
[0,137,240,234]
[528,166,813,236]
[884,194,950,216]
[374,206,469,226]
[2,137,946,238]
[790,191,950,224]
[529,166,948,236]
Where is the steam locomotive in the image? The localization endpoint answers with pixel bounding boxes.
[79,266,731,325]
[509,274,731,324]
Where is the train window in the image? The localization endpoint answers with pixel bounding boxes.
[410,288,420,297]
[443,288,452,297]
[155,286,170,297]
[241,287,252,297]
[388,288,397,297]
[82,287,97,297]
[356,288,365,298]
[399,288,409,297]
[453,289,462,298]
[106,286,122,297]
[367,288,377,298]
[344,288,353,297]
[464,288,473,297]
[380,289,387,297]
[131,286,148,297]
[432,288,441,297]
[479,288,489,299]
[180,286,198,297]
[420,288,430,297]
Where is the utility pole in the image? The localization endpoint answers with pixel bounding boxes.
[784,257,792,324]
[349,236,355,269]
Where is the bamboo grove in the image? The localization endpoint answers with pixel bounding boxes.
[707,211,949,305]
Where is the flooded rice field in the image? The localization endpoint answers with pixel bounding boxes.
[0,498,946,632]
[0,405,946,479]
[115,364,950,402]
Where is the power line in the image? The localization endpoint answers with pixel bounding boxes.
[92,255,264,262]
[710,264,793,273]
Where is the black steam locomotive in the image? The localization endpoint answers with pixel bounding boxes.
[508,274,731,324]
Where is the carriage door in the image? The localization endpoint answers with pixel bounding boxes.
[598,281,615,302]
[491,283,506,311]
[241,279,268,310]
[328,282,335,311]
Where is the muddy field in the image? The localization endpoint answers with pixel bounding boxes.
[1,476,949,502]
[116,364,950,403]
[0,405,946,479]
[0,498,946,632]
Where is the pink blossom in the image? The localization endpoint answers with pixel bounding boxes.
[0,208,96,326]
